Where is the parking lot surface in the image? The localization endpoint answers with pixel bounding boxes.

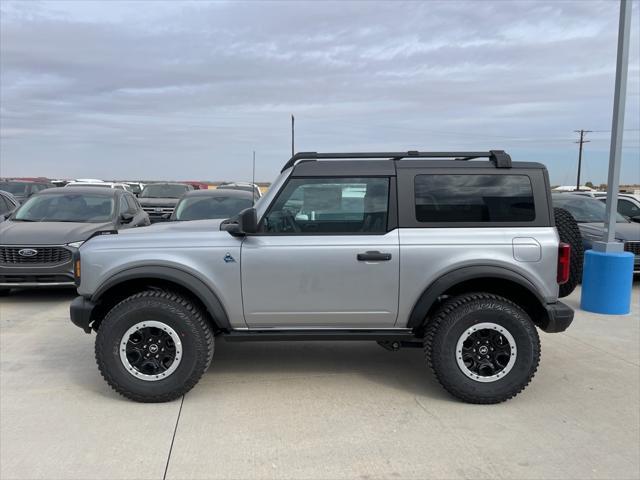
[1,285,639,480]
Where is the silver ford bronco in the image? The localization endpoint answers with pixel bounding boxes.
[70,151,574,404]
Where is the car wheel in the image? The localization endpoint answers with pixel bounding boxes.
[424,293,540,404]
[554,207,584,298]
[95,289,214,402]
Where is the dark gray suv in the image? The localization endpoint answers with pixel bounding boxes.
[0,187,149,293]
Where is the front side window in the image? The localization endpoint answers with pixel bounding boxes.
[14,194,115,223]
[618,199,640,218]
[415,174,535,223]
[263,177,389,234]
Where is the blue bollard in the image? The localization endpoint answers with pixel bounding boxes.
[581,249,634,314]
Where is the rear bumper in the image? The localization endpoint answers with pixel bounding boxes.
[541,301,574,333]
[70,296,96,333]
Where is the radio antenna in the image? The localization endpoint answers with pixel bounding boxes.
[252,150,256,205]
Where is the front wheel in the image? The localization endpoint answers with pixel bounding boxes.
[425,293,540,404]
[95,290,214,402]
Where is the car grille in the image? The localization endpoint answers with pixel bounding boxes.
[143,207,174,215]
[0,246,72,265]
[624,241,640,256]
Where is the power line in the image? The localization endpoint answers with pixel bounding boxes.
[574,129,592,190]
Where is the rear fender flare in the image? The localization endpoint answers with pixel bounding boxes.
[407,265,547,328]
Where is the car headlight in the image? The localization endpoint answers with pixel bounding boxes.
[67,241,84,248]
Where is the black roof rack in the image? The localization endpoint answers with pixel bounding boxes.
[281,150,512,172]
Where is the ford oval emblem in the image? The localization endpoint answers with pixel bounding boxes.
[18,248,38,257]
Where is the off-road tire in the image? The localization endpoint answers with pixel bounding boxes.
[425,293,540,404]
[554,207,584,298]
[95,289,214,402]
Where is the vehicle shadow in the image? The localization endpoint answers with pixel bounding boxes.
[205,339,450,401]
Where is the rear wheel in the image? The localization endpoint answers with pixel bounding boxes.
[554,207,584,297]
[425,293,540,404]
[95,290,214,402]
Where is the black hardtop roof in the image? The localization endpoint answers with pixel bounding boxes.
[286,150,545,177]
[39,186,119,196]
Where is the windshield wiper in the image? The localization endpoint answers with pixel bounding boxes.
[12,218,37,222]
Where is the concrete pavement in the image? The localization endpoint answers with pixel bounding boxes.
[1,286,639,480]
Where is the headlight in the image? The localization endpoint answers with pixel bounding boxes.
[67,241,84,248]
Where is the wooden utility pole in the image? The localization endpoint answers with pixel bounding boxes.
[574,129,591,190]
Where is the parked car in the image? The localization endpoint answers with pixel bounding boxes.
[570,191,640,222]
[0,179,55,203]
[552,194,640,273]
[0,187,149,294]
[182,181,210,190]
[217,181,262,199]
[599,195,640,223]
[0,190,20,221]
[66,181,132,192]
[169,189,254,221]
[70,150,574,404]
[51,180,70,187]
[138,183,193,222]
[124,182,145,196]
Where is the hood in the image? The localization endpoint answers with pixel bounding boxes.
[579,222,640,242]
[119,218,224,235]
[139,197,180,207]
[0,221,114,245]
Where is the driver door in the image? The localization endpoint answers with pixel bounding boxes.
[241,176,399,328]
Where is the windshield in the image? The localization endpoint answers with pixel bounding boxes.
[553,195,628,223]
[0,182,29,195]
[174,195,253,221]
[141,184,189,198]
[218,184,255,193]
[14,194,114,222]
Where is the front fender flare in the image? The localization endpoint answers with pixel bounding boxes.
[92,265,231,330]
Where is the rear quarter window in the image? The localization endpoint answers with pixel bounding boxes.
[415,174,535,223]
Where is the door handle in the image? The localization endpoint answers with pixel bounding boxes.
[357,251,392,261]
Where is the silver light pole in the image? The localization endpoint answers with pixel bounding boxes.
[595,0,632,253]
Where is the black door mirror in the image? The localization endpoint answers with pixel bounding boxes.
[221,208,257,236]
[120,212,134,224]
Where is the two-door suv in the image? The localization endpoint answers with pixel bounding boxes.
[70,151,574,404]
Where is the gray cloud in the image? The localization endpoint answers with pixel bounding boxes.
[1,0,638,185]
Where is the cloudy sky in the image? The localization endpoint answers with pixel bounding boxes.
[1,0,639,184]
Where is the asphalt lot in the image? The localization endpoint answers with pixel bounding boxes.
[1,285,639,480]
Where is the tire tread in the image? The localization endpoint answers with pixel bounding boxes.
[95,289,213,403]
[424,292,540,404]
